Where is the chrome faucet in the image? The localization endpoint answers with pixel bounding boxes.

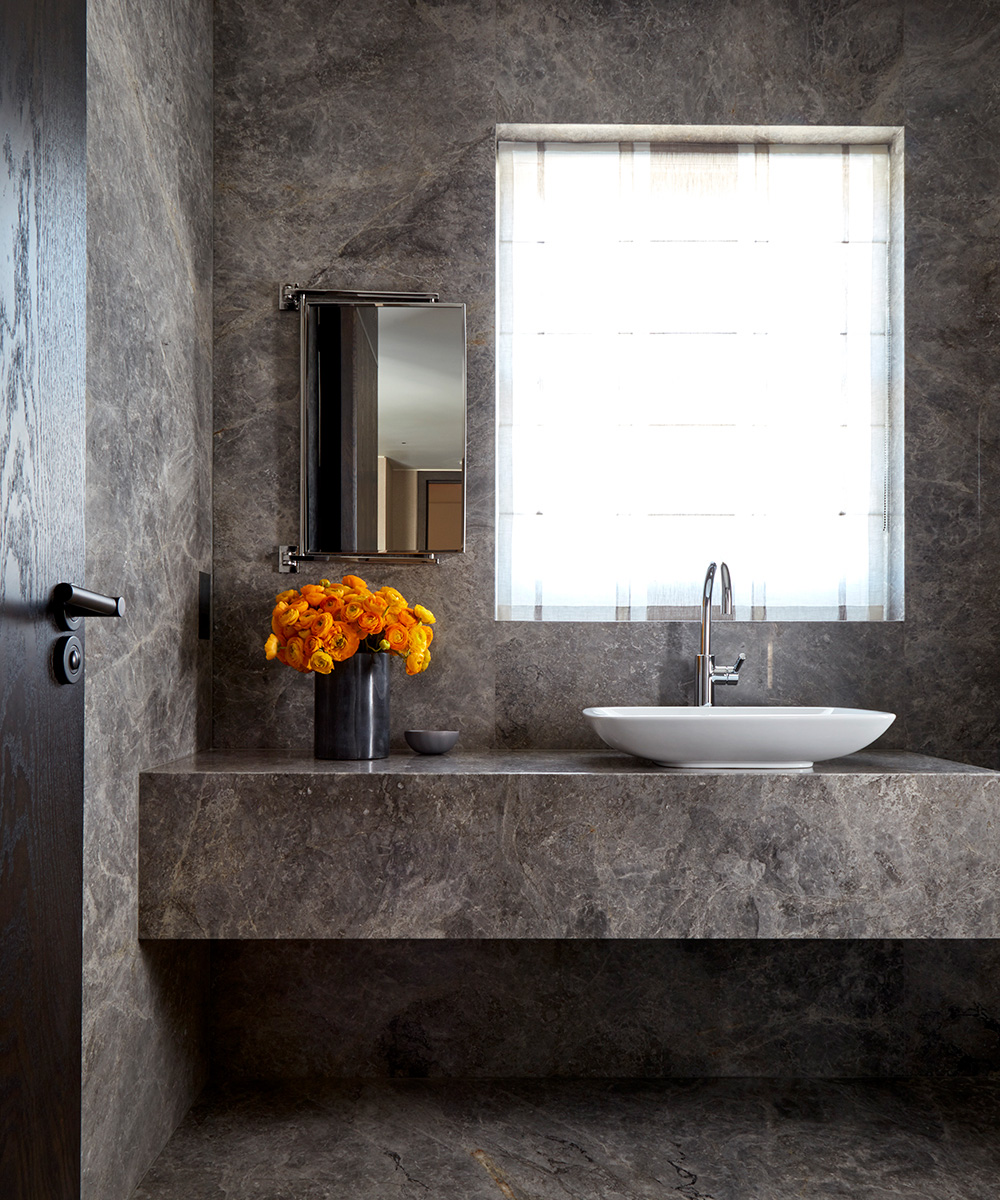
[696,561,745,706]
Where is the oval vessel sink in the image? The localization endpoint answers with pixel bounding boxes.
[582,706,896,769]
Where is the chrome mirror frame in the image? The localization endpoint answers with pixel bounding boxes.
[278,285,466,571]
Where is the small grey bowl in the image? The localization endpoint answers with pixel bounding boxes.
[404,729,459,755]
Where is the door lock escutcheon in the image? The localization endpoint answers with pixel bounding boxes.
[54,634,84,685]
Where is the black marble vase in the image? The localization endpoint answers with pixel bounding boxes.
[314,651,390,760]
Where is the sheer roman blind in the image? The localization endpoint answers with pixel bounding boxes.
[496,138,900,621]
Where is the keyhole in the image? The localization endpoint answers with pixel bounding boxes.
[54,634,84,684]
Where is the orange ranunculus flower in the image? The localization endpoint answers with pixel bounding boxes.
[320,596,344,619]
[285,637,306,671]
[275,589,299,603]
[378,585,407,608]
[396,608,417,628]
[383,622,409,652]
[328,622,360,661]
[341,574,368,593]
[312,611,334,638]
[356,609,385,637]
[278,606,301,629]
[414,604,436,624]
[406,648,430,676]
[264,634,279,660]
[301,584,327,604]
[308,649,334,674]
[363,592,390,616]
[408,625,431,654]
[342,595,366,623]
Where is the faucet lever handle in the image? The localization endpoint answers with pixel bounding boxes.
[716,652,746,685]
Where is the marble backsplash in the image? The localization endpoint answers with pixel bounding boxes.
[212,0,1000,768]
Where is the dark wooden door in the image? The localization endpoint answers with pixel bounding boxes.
[1,0,87,1196]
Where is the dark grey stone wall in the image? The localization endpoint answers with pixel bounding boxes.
[211,940,1000,1082]
[84,1,214,1196]
[206,0,1000,1093]
[212,0,1000,770]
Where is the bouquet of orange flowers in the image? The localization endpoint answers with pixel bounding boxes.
[264,575,435,677]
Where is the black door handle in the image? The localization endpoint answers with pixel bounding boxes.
[53,582,125,631]
[52,584,124,685]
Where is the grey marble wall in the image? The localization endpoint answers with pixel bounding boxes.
[212,0,1000,770]
[84,1,214,1197]
[211,940,1000,1081]
[207,0,1000,1102]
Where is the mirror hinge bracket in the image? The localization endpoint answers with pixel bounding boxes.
[279,545,442,572]
[279,284,303,311]
[279,545,302,573]
[279,283,440,311]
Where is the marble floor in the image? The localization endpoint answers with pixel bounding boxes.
[132,1077,1000,1199]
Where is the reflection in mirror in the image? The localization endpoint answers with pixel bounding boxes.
[299,298,466,558]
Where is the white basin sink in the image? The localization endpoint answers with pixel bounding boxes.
[582,706,896,769]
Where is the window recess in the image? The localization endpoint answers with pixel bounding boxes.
[496,126,903,622]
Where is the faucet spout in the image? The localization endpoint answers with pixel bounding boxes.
[696,561,744,706]
[699,561,732,659]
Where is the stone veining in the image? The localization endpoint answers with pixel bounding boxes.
[139,750,1000,941]
[213,0,1000,768]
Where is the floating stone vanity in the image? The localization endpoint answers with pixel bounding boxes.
[138,750,1000,940]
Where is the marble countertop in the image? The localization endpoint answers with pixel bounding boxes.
[144,747,991,777]
[139,749,1000,941]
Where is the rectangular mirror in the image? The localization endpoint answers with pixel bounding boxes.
[291,291,466,558]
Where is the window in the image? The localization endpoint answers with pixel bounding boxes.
[496,127,903,621]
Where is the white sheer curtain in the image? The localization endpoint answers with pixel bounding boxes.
[496,139,895,621]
